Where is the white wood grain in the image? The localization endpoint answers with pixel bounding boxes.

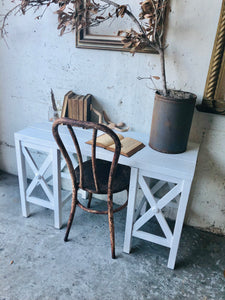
[167,179,192,269]
[15,138,30,217]
[123,167,139,254]
[52,149,62,229]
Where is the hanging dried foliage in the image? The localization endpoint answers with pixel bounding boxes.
[118,29,149,54]
[0,0,110,38]
[0,0,169,95]
[118,0,168,52]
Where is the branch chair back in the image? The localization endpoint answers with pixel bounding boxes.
[52,118,130,258]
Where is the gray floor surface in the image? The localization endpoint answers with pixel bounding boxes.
[0,171,224,300]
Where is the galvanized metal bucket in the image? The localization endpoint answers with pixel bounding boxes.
[149,91,196,154]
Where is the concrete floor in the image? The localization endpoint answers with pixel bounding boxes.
[0,171,224,300]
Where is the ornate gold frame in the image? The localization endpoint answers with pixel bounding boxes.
[197,0,225,114]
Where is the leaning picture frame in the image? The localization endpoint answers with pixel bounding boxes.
[76,0,157,54]
[197,0,225,114]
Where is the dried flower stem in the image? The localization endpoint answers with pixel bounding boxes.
[159,48,167,96]
[102,0,168,95]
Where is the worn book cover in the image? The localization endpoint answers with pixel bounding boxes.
[68,95,80,119]
[61,91,74,117]
[78,96,84,121]
[83,94,92,121]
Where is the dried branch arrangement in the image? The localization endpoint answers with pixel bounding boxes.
[0,0,107,37]
[0,0,169,95]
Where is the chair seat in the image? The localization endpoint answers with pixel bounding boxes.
[75,159,130,194]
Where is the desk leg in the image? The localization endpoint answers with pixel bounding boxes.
[167,179,192,269]
[52,149,62,229]
[80,155,88,199]
[15,138,30,217]
[123,167,139,254]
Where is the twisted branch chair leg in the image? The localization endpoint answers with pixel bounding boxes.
[108,195,115,259]
[64,189,77,242]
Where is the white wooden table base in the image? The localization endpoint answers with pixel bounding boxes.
[15,139,63,228]
[15,136,86,229]
[14,122,199,268]
[123,168,192,269]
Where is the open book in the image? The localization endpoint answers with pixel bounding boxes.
[86,133,145,157]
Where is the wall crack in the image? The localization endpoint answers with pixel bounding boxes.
[0,141,15,149]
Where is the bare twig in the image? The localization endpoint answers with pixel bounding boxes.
[51,88,59,118]
[0,4,21,38]
[51,89,58,112]
[137,75,159,90]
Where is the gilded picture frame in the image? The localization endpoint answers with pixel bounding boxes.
[197,0,225,114]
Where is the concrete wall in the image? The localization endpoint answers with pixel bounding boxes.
[0,0,224,234]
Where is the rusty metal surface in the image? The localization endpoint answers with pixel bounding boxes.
[52,118,130,259]
[149,91,196,154]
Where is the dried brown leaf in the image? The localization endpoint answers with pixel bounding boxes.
[116,5,127,18]
[95,16,105,20]
[144,13,154,19]
[59,4,66,11]
[122,41,133,48]
[121,38,132,43]
[60,26,66,36]
[117,30,124,36]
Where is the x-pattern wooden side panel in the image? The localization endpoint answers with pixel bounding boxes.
[41,151,87,204]
[22,146,54,203]
[133,174,183,246]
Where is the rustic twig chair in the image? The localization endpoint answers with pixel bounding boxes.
[52,118,130,258]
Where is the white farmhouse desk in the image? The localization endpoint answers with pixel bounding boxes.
[15,122,199,269]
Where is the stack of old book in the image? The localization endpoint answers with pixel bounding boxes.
[61,91,92,121]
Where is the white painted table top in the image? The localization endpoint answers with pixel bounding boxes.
[15,122,200,181]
